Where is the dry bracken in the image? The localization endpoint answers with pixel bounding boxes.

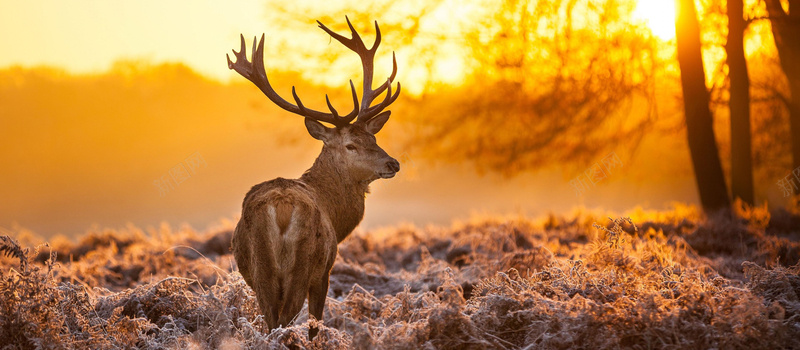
[1,205,799,349]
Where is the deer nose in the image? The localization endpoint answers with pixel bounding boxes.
[386,159,400,173]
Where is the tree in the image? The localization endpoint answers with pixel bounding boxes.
[675,0,731,211]
[412,0,658,175]
[764,0,800,194]
[727,0,755,204]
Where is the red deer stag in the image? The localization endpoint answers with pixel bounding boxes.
[227,18,400,338]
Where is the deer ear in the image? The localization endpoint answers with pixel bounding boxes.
[305,118,331,141]
[363,111,391,134]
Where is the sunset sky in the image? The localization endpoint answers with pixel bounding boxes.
[0,0,475,94]
[0,0,266,81]
[1,0,792,238]
[2,0,673,86]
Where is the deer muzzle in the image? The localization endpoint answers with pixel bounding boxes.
[380,158,400,178]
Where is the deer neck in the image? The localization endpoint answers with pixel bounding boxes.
[300,154,368,243]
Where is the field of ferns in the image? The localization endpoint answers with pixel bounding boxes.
[1,202,799,349]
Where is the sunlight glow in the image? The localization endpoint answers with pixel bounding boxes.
[433,54,467,85]
[633,0,676,41]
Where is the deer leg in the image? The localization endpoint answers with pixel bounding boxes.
[307,272,330,339]
[253,278,281,330]
[276,273,310,328]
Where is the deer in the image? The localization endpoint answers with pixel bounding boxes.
[226,17,400,339]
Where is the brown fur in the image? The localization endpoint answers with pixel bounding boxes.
[274,202,294,234]
[232,122,399,338]
[233,178,338,331]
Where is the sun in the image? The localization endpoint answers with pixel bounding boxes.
[632,0,677,40]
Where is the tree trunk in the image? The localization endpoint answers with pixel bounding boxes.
[765,0,800,194]
[727,0,754,204]
[675,0,731,211]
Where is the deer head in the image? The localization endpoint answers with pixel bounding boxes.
[227,17,401,183]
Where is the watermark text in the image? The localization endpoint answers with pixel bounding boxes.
[154,151,207,197]
[570,151,623,197]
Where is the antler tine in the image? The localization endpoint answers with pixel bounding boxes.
[370,20,382,52]
[361,80,401,121]
[317,16,368,54]
[290,87,308,114]
[226,35,249,78]
[324,95,339,118]
[368,52,398,100]
[227,33,360,127]
[318,17,401,124]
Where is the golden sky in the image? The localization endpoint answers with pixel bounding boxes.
[0,0,475,95]
[0,0,267,81]
[0,0,675,90]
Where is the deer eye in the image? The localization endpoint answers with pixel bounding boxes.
[345,144,357,151]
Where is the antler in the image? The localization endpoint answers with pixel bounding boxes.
[227,17,400,127]
[317,17,401,123]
